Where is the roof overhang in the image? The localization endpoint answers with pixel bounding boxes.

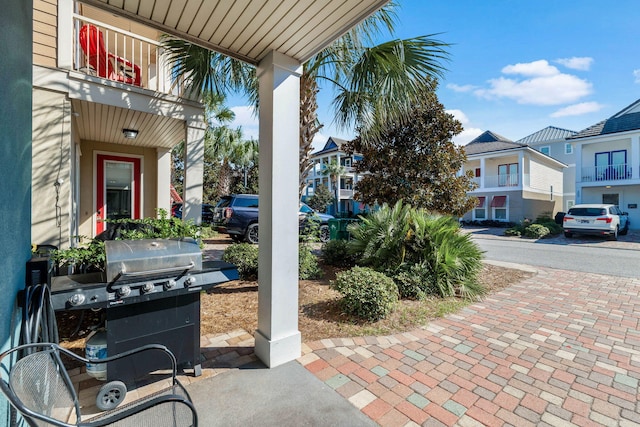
[79,0,390,66]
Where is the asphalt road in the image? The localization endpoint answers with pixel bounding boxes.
[472,235,640,278]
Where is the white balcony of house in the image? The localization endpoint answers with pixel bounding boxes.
[580,164,633,183]
[339,189,354,199]
[482,173,521,188]
[72,15,188,97]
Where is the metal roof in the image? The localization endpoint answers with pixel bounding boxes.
[463,130,523,155]
[516,126,577,145]
[81,0,389,66]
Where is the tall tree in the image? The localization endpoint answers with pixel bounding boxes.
[162,2,450,199]
[344,87,478,217]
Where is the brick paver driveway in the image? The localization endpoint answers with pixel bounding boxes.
[300,267,640,426]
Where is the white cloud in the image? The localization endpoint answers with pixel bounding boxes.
[501,59,560,77]
[475,60,592,106]
[445,109,481,145]
[634,69,640,83]
[446,83,477,93]
[453,128,483,146]
[550,101,603,118]
[555,57,594,71]
[230,105,259,139]
[446,109,470,125]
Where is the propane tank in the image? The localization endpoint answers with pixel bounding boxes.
[85,330,107,380]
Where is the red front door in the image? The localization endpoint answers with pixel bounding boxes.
[96,154,141,235]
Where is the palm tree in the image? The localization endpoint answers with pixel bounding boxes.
[321,160,346,215]
[162,1,450,198]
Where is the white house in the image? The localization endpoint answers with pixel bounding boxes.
[304,137,366,216]
[569,98,640,229]
[461,131,566,223]
[517,126,578,212]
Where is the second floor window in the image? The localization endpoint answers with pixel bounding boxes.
[539,146,550,156]
[565,143,573,154]
[498,163,518,186]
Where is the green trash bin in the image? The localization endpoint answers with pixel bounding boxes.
[328,219,340,240]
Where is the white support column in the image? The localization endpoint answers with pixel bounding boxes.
[255,50,302,368]
[519,151,525,189]
[480,158,486,188]
[57,0,73,70]
[575,142,583,203]
[631,136,640,180]
[183,120,205,225]
[157,148,171,216]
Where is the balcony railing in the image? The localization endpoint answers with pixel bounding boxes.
[581,164,632,182]
[483,173,519,188]
[73,15,188,97]
[339,189,354,199]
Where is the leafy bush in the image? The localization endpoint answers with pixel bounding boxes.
[306,185,334,212]
[222,243,259,280]
[392,263,435,300]
[51,240,106,274]
[223,242,322,280]
[331,267,398,321]
[504,228,521,237]
[523,224,550,239]
[538,221,562,235]
[299,244,323,280]
[321,240,358,267]
[349,202,485,300]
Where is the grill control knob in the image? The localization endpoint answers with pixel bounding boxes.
[184,276,196,287]
[117,285,131,298]
[142,282,155,294]
[68,293,85,307]
[164,280,177,290]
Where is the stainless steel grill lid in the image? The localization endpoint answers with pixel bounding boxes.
[105,238,203,282]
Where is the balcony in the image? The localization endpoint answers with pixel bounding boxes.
[483,173,520,188]
[73,15,188,97]
[339,189,354,199]
[581,164,632,182]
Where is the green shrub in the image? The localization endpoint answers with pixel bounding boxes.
[331,267,398,321]
[299,244,323,280]
[348,201,485,300]
[539,221,562,235]
[222,243,259,280]
[524,224,550,239]
[321,240,358,267]
[504,228,522,237]
[392,263,435,300]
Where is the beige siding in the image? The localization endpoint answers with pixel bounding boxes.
[32,88,72,248]
[528,157,563,194]
[78,141,158,239]
[33,0,57,67]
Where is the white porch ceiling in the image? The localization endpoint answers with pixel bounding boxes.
[71,99,186,149]
[80,0,389,65]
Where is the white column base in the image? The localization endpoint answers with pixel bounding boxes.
[255,329,301,368]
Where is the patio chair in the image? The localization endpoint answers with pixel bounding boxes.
[78,24,142,87]
[0,342,197,426]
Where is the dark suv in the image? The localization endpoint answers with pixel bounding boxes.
[213,194,333,244]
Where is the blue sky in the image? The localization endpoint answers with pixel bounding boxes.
[228,0,640,150]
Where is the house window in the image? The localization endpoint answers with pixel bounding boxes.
[567,200,574,211]
[475,168,481,177]
[498,163,518,186]
[595,150,627,180]
[490,195,508,221]
[539,146,550,156]
[474,196,486,220]
[344,158,352,167]
[565,143,573,154]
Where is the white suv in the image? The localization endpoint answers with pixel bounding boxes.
[563,204,630,240]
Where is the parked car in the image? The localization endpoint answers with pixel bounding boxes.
[171,202,214,224]
[213,194,333,244]
[563,204,630,240]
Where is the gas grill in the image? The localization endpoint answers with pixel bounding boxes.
[50,238,238,380]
